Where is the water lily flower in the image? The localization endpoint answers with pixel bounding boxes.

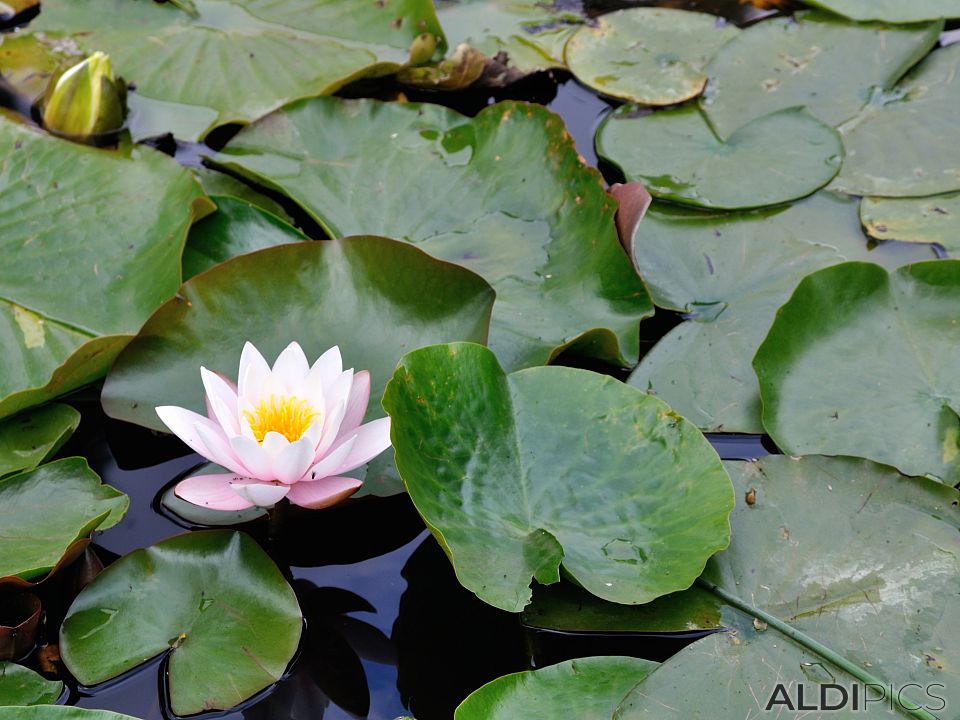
[42,51,126,140]
[156,342,391,511]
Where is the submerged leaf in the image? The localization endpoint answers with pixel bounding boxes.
[60,531,301,716]
[213,97,651,370]
[861,192,960,251]
[383,342,734,612]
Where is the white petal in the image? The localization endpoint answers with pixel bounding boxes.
[156,406,216,458]
[231,482,289,508]
[261,431,290,458]
[272,437,316,484]
[337,417,392,474]
[325,369,354,414]
[314,400,347,460]
[337,370,371,441]
[272,341,310,391]
[307,435,357,481]
[230,435,274,480]
[200,367,240,436]
[195,422,250,476]
[238,342,270,403]
[304,346,342,403]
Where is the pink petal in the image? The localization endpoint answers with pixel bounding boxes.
[230,435,273,480]
[272,341,310,389]
[338,417,392,474]
[272,437,315,485]
[337,370,371,441]
[232,482,290,508]
[314,400,347,460]
[156,406,216,458]
[238,342,270,404]
[286,476,362,509]
[201,367,240,436]
[307,435,357,481]
[175,474,255,511]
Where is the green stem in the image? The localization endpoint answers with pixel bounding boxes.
[696,578,938,720]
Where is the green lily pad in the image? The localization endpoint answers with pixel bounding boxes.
[0,403,80,477]
[755,260,960,483]
[455,657,658,720]
[861,192,960,251]
[0,662,63,706]
[60,531,301,716]
[213,97,651,370]
[565,8,739,105]
[102,238,494,496]
[802,0,960,22]
[625,193,934,433]
[183,196,307,279]
[0,710,140,720]
[522,581,723,634]
[192,167,292,222]
[700,11,940,140]
[434,0,582,76]
[596,106,842,210]
[382,342,734,612]
[616,454,960,718]
[0,116,210,420]
[829,43,960,197]
[32,0,445,141]
[0,458,127,581]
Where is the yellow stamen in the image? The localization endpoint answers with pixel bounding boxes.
[244,395,319,444]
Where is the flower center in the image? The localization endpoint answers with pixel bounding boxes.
[244,395,319,444]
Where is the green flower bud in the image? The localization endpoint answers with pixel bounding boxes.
[42,51,127,141]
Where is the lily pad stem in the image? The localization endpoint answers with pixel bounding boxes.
[697,578,938,720]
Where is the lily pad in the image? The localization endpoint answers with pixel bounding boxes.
[33,0,446,141]
[611,454,960,717]
[802,0,960,22]
[0,710,140,720]
[213,97,651,370]
[565,8,739,105]
[0,403,80,477]
[192,167,292,222]
[700,11,940,139]
[455,657,658,720]
[755,260,960,483]
[829,43,960,197]
[596,106,842,210]
[382,342,734,612]
[861,192,960,251]
[0,663,63,706]
[102,238,494,496]
[61,533,299,716]
[0,31,85,106]
[0,116,210,420]
[0,458,127,581]
[183,196,307,279]
[434,0,582,76]
[625,193,935,433]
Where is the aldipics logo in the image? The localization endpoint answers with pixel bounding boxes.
[765,682,947,716]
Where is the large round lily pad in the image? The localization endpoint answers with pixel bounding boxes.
[625,193,934,433]
[755,260,960,483]
[700,11,940,139]
[102,238,494,496]
[802,0,960,22]
[455,657,658,720]
[612,454,960,717]
[596,106,842,210]
[829,43,960,197]
[564,8,739,105]
[382,342,734,612]
[32,0,445,141]
[434,0,581,76]
[861,192,960,251]
[0,710,139,720]
[61,531,302,716]
[213,97,651,370]
[0,403,79,478]
[0,116,210,420]
[0,458,127,581]
[0,662,63,706]
[182,195,307,279]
